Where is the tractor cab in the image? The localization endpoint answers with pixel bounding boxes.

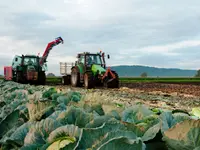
[76,52,109,70]
[23,55,38,65]
[21,55,40,71]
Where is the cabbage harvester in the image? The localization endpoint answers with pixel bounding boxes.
[60,51,119,89]
[4,37,64,84]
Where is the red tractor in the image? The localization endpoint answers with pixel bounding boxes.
[4,37,64,85]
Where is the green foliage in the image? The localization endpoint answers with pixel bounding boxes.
[0,80,199,150]
[191,107,200,118]
[141,72,148,77]
[42,87,57,99]
[194,69,200,77]
[163,120,200,150]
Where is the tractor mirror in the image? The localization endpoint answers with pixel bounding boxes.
[77,54,81,58]
[107,54,110,59]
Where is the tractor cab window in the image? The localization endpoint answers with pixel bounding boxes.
[24,57,37,65]
[86,55,93,65]
[79,55,85,64]
[86,55,102,65]
[93,55,102,65]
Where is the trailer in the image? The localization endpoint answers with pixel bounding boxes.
[60,62,75,85]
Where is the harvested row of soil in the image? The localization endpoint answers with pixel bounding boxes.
[48,82,200,96]
[121,82,200,96]
[55,83,200,112]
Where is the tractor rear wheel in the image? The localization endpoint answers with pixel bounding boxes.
[16,71,23,84]
[84,72,94,89]
[71,68,81,87]
[38,72,46,85]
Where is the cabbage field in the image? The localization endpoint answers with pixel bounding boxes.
[0,80,200,150]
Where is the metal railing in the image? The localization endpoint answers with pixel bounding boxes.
[60,62,75,75]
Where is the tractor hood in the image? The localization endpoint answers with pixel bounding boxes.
[91,64,106,75]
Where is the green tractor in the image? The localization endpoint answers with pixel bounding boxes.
[10,55,47,84]
[66,51,119,89]
[4,37,64,85]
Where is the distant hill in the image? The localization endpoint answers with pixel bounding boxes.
[110,65,197,77]
[47,73,56,77]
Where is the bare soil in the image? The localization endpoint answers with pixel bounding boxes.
[55,82,200,112]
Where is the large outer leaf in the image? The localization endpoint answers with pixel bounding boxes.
[142,122,161,142]
[48,125,82,143]
[42,87,57,99]
[83,103,105,116]
[47,125,83,150]
[57,96,71,105]
[56,91,81,104]
[24,128,45,146]
[97,138,145,150]
[160,111,190,133]
[47,137,76,150]
[48,111,62,120]
[27,100,56,121]
[0,110,20,138]
[4,122,32,148]
[91,130,144,150]
[78,118,125,149]
[85,115,113,128]
[33,118,62,139]
[163,119,200,150]
[57,106,94,128]
[191,107,200,118]
[122,105,154,124]
[20,144,43,150]
[123,114,160,138]
[67,91,81,102]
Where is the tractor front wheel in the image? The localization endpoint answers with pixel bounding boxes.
[38,72,46,85]
[84,72,94,89]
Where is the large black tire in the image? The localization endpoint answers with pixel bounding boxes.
[62,75,71,85]
[106,71,119,88]
[71,68,81,87]
[84,72,94,89]
[16,71,23,84]
[38,72,46,85]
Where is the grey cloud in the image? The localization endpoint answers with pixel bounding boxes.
[1,0,200,72]
[8,12,55,27]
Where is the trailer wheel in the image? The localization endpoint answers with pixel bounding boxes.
[62,75,71,85]
[84,72,94,89]
[71,68,81,87]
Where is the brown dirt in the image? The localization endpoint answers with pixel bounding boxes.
[55,82,200,112]
[120,82,200,97]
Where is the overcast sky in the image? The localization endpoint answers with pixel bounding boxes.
[1,0,200,75]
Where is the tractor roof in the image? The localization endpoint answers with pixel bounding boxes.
[78,52,101,55]
[24,55,38,57]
